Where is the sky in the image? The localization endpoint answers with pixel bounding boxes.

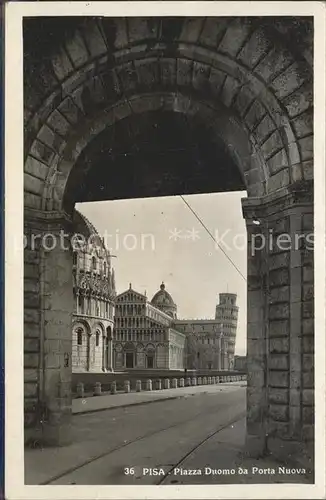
[76,191,248,355]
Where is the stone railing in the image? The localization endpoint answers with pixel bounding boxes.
[74,374,246,398]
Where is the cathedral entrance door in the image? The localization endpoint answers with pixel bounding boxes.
[147,354,154,369]
[126,352,134,369]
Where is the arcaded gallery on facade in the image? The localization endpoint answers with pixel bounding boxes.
[72,212,239,373]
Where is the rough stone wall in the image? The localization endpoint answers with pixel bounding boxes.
[234,355,247,372]
[174,319,225,370]
[243,184,314,463]
[23,17,313,448]
[185,336,223,370]
[24,214,74,446]
[23,17,313,212]
[24,231,42,443]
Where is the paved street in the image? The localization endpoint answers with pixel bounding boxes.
[25,384,245,484]
[25,383,313,486]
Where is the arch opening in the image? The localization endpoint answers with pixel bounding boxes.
[24,16,313,215]
[23,15,314,468]
[63,108,247,211]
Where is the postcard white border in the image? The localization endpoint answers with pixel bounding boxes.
[5,2,326,499]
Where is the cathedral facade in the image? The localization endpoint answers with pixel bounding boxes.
[72,211,116,373]
[113,283,185,370]
[71,212,238,373]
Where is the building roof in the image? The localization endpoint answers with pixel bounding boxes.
[151,282,176,309]
[73,209,99,238]
[115,286,147,301]
[175,318,220,324]
[72,210,110,258]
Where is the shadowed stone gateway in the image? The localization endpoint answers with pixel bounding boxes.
[24,16,313,466]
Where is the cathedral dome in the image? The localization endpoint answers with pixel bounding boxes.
[151,282,177,319]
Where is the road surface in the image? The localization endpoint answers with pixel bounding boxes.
[26,383,312,485]
[26,384,246,485]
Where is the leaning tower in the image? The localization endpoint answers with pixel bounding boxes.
[215,293,238,370]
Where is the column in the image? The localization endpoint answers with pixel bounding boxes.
[217,336,222,371]
[242,182,314,461]
[108,330,113,371]
[24,210,74,447]
[102,335,105,371]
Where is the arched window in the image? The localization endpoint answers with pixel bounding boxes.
[96,331,100,347]
[77,328,83,345]
[92,256,96,270]
[73,252,78,266]
[103,261,107,274]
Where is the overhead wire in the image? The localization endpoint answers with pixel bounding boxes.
[179,194,247,282]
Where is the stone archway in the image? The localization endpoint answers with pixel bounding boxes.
[24,17,313,216]
[24,16,313,461]
[145,343,156,369]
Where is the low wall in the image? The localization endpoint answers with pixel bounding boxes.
[72,369,246,394]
